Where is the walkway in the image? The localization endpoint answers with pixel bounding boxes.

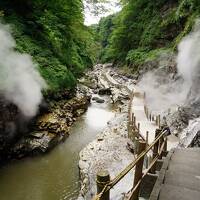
[150,148,200,200]
[131,86,179,150]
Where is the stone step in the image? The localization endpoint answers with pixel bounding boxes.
[168,162,200,176]
[159,184,200,200]
[174,148,200,154]
[164,171,200,192]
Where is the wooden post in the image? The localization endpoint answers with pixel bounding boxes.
[137,123,140,138]
[159,134,164,159]
[134,116,136,127]
[137,123,140,132]
[134,137,139,155]
[132,116,135,130]
[130,140,146,200]
[158,115,161,128]
[132,113,134,123]
[162,137,168,157]
[96,170,110,200]
[146,108,149,119]
[132,113,135,131]
[146,131,149,147]
[150,129,160,174]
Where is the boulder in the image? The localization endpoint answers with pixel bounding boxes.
[92,96,105,103]
[98,88,112,95]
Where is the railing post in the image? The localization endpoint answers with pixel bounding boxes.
[159,133,164,159]
[158,115,161,128]
[162,137,168,157]
[96,170,110,200]
[146,131,149,147]
[150,129,160,174]
[137,123,140,132]
[130,140,146,200]
[146,108,149,119]
[134,116,136,127]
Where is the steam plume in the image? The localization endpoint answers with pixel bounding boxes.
[138,20,200,113]
[0,23,46,117]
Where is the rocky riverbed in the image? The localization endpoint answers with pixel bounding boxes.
[77,65,138,200]
[0,63,134,163]
[77,56,200,199]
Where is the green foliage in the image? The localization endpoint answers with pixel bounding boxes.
[126,48,171,66]
[96,0,200,68]
[92,14,116,63]
[0,0,97,92]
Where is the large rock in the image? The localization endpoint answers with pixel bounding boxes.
[98,88,112,95]
[11,131,61,157]
[92,96,105,103]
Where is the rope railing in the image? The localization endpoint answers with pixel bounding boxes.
[93,129,168,200]
[127,136,167,200]
[93,71,168,200]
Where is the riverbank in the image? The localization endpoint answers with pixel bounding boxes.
[8,92,91,160]
[78,66,138,200]
[0,93,115,200]
[0,65,111,162]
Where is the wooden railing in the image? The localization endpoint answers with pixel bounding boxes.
[93,70,168,200]
[93,129,168,200]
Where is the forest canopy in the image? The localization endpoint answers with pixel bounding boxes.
[0,0,100,92]
[1,0,200,91]
[95,0,200,70]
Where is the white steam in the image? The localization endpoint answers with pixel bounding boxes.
[0,23,46,117]
[138,20,200,113]
[177,20,200,86]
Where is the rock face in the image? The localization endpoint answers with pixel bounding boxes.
[0,91,91,162]
[137,51,200,147]
[190,131,200,147]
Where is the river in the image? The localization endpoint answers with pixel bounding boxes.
[0,95,115,200]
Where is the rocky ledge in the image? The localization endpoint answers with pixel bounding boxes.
[0,91,91,161]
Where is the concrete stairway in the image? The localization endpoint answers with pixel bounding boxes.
[150,148,200,200]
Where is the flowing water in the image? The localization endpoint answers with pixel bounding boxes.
[0,96,115,200]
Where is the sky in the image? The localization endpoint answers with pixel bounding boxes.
[84,0,121,26]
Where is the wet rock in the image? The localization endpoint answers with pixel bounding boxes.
[98,88,112,95]
[97,138,103,141]
[78,76,98,90]
[75,109,86,117]
[92,97,105,103]
[11,131,60,158]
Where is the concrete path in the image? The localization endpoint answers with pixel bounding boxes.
[150,148,200,200]
[131,87,179,150]
[131,87,157,144]
[104,69,179,149]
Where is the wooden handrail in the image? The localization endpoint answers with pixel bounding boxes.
[93,71,167,200]
[93,129,168,200]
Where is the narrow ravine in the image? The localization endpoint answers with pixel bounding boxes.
[0,95,115,200]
